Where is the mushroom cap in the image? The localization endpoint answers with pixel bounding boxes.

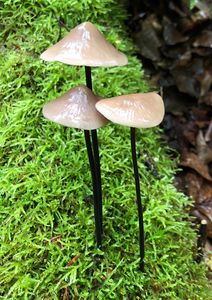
[43,85,108,130]
[95,93,165,128]
[40,21,128,67]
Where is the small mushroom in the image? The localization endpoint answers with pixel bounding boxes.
[40,21,128,248]
[95,92,164,128]
[43,85,108,130]
[40,21,128,67]
[96,92,165,270]
[43,85,108,247]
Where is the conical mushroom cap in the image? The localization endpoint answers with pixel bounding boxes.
[43,85,108,130]
[40,21,128,67]
[95,93,165,128]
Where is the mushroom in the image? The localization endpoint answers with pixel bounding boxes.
[42,85,107,130]
[40,21,128,67]
[95,92,165,270]
[43,85,108,247]
[40,21,128,248]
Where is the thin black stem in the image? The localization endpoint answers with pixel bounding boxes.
[130,127,145,271]
[85,66,92,90]
[56,17,69,42]
[84,130,102,248]
[91,129,103,233]
[56,17,70,36]
[85,66,103,235]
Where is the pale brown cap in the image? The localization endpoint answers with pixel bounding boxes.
[40,22,128,67]
[43,85,108,130]
[95,93,164,128]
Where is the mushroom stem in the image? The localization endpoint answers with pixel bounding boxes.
[130,127,145,271]
[85,66,93,90]
[91,129,103,233]
[84,130,102,248]
[56,18,70,42]
[85,66,103,237]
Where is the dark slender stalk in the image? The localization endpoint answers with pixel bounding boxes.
[91,129,103,233]
[85,66,93,90]
[84,130,102,248]
[130,127,145,271]
[85,66,103,235]
[57,17,70,41]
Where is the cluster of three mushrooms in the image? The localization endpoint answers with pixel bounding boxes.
[41,21,164,271]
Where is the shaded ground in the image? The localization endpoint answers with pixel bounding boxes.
[125,0,212,273]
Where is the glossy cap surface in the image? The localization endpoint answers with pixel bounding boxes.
[43,85,108,130]
[40,22,128,67]
[95,93,164,128]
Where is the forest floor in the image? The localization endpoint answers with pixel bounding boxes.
[125,0,212,279]
[0,0,211,299]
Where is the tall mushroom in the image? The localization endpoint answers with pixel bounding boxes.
[42,85,108,248]
[40,21,128,247]
[96,92,165,269]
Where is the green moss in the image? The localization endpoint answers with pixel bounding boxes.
[0,0,210,299]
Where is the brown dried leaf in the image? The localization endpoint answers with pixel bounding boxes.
[185,172,202,202]
[163,87,192,113]
[162,44,192,68]
[193,31,212,48]
[62,287,70,300]
[199,91,212,106]
[171,59,203,97]
[191,7,210,24]
[198,201,212,222]
[67,255,80,266]
[199,183,212,205]
[182,122,197,146]
[163,19,189,45]
[192,47,212,56]
[180,152,212,181]
[195,0,212,19]
[169,1,189,16]
[50,235,63,248]
[198,69,212,97]
[208,224,212,239]
[187,172,212,239]
[205,121,212,142]
[136,15,162,61]
[162,44,190,59]
[192,107,208,121]
[196,130,212,163]
[185,172,212,203]
[178,17,196,32]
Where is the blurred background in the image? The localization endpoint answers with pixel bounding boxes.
[123,0,212,274]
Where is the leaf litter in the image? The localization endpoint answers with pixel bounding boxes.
[126,0,212,274]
